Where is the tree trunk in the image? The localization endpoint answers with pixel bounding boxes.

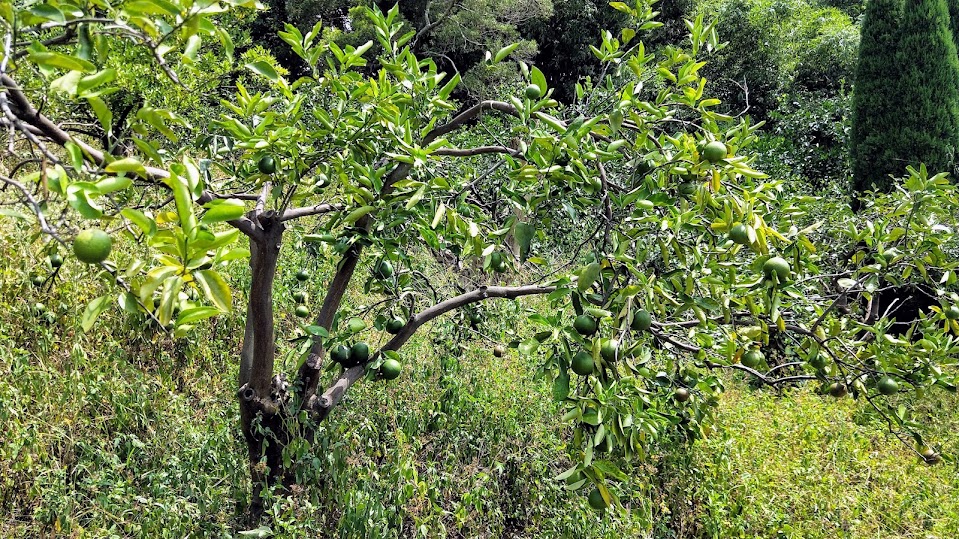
[237,211,285,523]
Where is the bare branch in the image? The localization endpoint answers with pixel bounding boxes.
[280,203,342,222]
[433,145,521,158]
[424,101,519,144]
[310,283,555,418]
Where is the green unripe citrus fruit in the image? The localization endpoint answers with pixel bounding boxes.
[293,291,307,303]
[374,259,394,279]
[386,318,405,334]
[49,253,63,268]
[945,305,959,320]
[257,155,277,174]
[808,353,826,370]
[631,309,652,332]
[678,182,697,196]
[828,382,848,398]
[493,344,506,358]
[295,269,309,281]
[600,338,620,362]
[729,223,750,245]
[762,256,790,282]
[741,349,764,368]
[674,387,691,402]
[703,140,727,163]
[31,275,45,287]
[490,252,507,273]
[350,342,370,365]
[294,305,309,318]
[73,228,112,264]
[379,358,402,380]
[877,376,899,395]
[587,488,607,511]
[571,350,594,376]
[330,344,350,364]
[573,315,598,336]
[524,84,542,100]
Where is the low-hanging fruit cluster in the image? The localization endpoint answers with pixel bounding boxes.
[73,228,112,264]
[330,342,370,367]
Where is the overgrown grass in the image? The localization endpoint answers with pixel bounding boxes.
[1,225,958,538]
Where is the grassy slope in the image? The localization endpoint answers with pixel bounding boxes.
[1,226,958,538]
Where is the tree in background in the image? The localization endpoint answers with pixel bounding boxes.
[894,0,959,186]
[849,0,903,196]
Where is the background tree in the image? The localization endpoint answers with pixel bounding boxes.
[849,0,903,196]
[893,0,959,184]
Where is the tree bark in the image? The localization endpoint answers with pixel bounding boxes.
[238,211,285,523]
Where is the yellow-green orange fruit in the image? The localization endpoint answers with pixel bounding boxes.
[729,223,749,245]
[703,140,727,163]
[73,228,112,264]
[762,256,790,282]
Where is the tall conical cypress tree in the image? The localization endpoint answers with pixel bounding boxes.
[849,0,904,195]
[897,0,959,181]
[949,0,959,54]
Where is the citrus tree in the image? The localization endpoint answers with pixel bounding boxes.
[2,0,958,523]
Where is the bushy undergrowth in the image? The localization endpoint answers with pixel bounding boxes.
[1,224,958,538]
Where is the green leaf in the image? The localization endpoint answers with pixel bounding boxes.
[28,52,96,73]
[77,68,117,95]
[343,205,374,224]
[176,306,221,326]
[514,222,534,262]
[121,208,157,236]
[66,183,102,219]
[87,96,113,135]
[518,338,540,356]
[200,199,246,224]
[81,295,113,332]
[28,4,65,22]
[194,269,233,311]
[553,370,570,401]
[530,66,547,95]
[245,60,279,81]
[96,176,132,194]
[492,43,521,64]
[165,172,197,236]
[347,317,367,333]
[578,262,601,293]
[105,157,146,177]
[64,141,84,171]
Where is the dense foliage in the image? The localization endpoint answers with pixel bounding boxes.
[1,0,958,536]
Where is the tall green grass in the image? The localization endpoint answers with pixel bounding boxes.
[1,226,958,537]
